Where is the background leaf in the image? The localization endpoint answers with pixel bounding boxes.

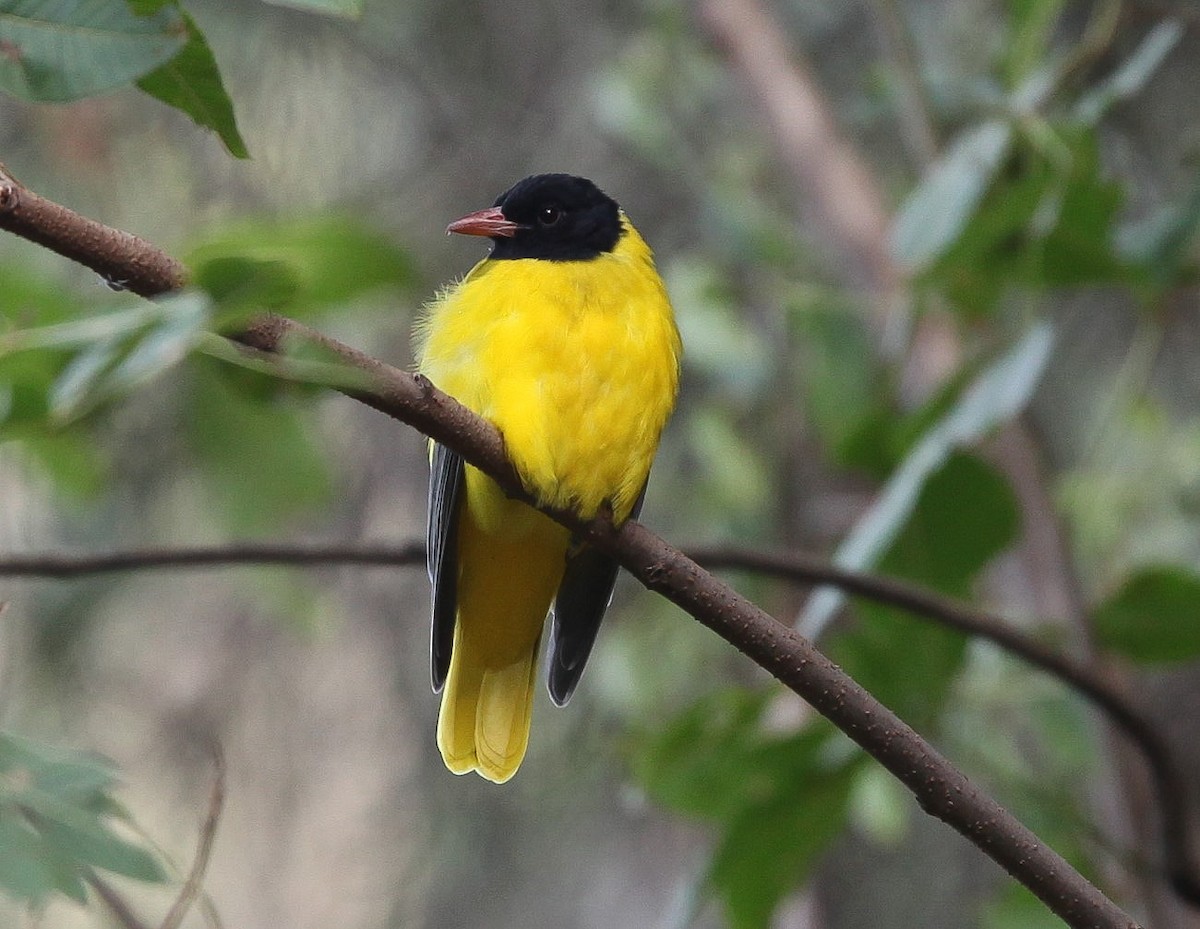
[890,121,1013,272]
[799,324,1053,639]
[186,215,415,321]
[1093,567,1200,663]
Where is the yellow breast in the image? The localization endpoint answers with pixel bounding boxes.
[417,215,680,524]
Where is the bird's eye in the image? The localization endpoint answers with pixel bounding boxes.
[538,205,562,226]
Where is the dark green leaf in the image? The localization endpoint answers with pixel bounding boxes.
[1094,567,1200,663]
[710,765,854,929]
[192,257,303,319]
[136,10,248,158]
[882,451,1020,592]
[633,695,859,928]
[1024,132,1126,287]
[631,689,772,821]
[0,0,186,102]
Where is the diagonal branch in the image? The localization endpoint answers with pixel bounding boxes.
[0,162,1143,929]
[0,163,186,299]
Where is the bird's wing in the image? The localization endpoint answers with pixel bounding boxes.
[428,441,464,692]
[546,483,647,706]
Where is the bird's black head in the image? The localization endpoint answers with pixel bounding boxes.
[446,174,622,261]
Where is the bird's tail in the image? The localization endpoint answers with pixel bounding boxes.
[436,626,540,784]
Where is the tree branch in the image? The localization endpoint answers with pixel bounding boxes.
[0,163,187,299]
[4,539,1197,901]
[0,164,1144,929]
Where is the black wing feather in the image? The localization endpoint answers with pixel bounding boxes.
[547,484,647,706]
[427,442,465,692]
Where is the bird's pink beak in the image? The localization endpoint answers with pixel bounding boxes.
[446,207,521,238]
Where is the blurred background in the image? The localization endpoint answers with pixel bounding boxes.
[3,0,1200,927]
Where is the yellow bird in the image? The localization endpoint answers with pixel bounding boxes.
[415,174,681,783]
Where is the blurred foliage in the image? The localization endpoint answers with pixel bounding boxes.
[2,2,1200,929]
[0,732,165,906]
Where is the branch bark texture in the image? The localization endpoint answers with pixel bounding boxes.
[0,163,1144,928]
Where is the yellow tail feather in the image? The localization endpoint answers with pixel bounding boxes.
[436,634,540,784]
[435,498,568,783]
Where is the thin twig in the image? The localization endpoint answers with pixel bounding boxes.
[869,0,940,164]
[0,163,1144,928]
[0,542,426,577]
[159,744,225,929]
[88,874,153,929]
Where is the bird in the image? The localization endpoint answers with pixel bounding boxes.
[414,174,681,783]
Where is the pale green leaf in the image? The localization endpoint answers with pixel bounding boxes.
[891,121,1013,271]
[0,0,187,102]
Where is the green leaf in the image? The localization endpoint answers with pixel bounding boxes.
[11,431,107,497]
[0,733,163,902]
[34,809,165,883]
[789,296,880,464]
[1005,0,1065,86]
[186,215,415,320]
[0,0,187,102]
[1117,181,1200,291]
[47,337,122,420]
[799,324,1053,639]
[631,689,773,821]
[882,451,1020,592]
[891,121,1013,272]
[632,695,860,929]
[1022,131,1126,287]
[187,358,333,531]
[1094,567,1200,663]
[0,260,87,325]
[137,10,248,158]
[0,819,87,904]
[710,764,854,929]
[983,884,1069,929]
[43,292,209,422]
[260,0,364,17]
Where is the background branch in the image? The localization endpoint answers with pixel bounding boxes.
[3,539,1197,900]
[0,166,1143,928]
